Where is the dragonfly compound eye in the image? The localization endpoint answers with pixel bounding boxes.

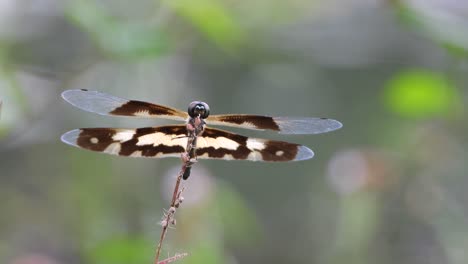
[188,101,210,119]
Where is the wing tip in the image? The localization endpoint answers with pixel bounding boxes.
[61,89,88,106]
[61,89,128,116]
[61,89,86,98]
[328,119,343,131]
[61,129,80,146]
[276,117,343,134]
[295,145,315,161]
[61,89,72,101]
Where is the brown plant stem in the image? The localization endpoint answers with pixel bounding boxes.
[154,119,202,264]
[154,165,186,263]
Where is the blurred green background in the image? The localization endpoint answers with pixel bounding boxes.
[0,0,467,263]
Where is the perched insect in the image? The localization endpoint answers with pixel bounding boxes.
[61,90,342,177]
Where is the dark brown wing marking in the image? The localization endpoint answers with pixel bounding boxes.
[109,100,186,118]
[207,114,342,134]
[61,126,314,161]
[62,90,187,121]
[208,115,280,131]
[196,128,314,161]
[61,125,188,158]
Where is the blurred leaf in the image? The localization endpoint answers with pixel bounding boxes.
[216,183,262,246]
[331,192,378,264]
[0,54,25,137]
[393,0,468,54]
[383,69,460,118]
[165,0,245,51]
[88,236,153,264]
[66,0,169,59]
[186,240,224,264]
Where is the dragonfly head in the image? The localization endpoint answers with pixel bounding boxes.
[188,101,210,119]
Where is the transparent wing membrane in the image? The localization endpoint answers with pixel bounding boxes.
[62,90,187,120]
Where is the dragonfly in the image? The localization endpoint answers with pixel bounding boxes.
[61,89,342,177]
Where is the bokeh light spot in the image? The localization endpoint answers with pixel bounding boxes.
[384,69,459,118]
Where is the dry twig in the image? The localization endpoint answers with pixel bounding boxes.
[154,116,204,263]
[157,253,189,264]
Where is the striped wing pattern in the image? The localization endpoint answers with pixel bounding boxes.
[62,89,187,121]
[61,125,314,161]
[206,115,342,134]
[62,90,342,134]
